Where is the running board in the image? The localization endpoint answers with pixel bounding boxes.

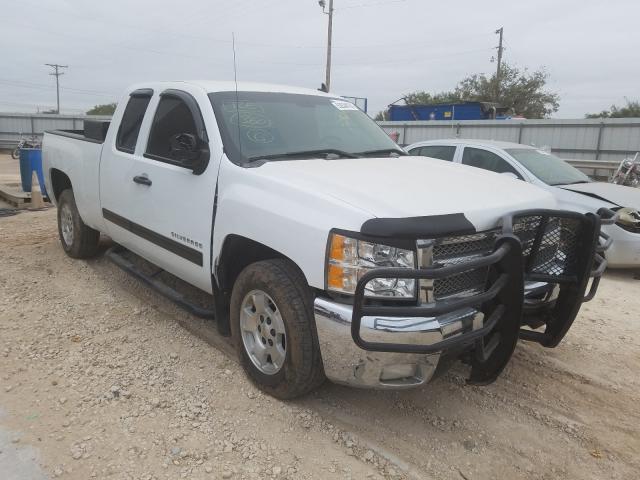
[106,246,215,320]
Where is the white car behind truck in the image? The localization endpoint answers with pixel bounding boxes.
[43,81,614,398]
[407,139,640,267]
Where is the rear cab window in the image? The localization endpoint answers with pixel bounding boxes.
[410,145,456,161]
[116,89,153,153]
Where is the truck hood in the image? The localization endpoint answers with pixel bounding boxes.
[256,156,556,231]
[559,182,640,210]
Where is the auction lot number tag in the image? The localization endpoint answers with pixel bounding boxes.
[331,100,359,111]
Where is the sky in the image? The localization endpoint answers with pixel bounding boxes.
[1,0,639,118]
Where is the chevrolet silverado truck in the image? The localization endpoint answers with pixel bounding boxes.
[42,81,615,399]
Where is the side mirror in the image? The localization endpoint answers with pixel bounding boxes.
[170,132,198,153]
[501,172,519,180]
[169,133,210,175]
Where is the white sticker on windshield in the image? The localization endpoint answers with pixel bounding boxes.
[331,100,359,111]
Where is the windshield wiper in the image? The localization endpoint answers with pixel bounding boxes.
[355,148,407,157]
[552,180,590,186]
[246,149,360,163]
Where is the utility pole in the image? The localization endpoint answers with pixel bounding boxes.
[494,27,504,102]
[319,0,334,92]
[45,63,68,114]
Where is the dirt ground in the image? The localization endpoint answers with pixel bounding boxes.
[1,155,639,480]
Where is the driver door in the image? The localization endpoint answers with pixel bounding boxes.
[100,88,217,293]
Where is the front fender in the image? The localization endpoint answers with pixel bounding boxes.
[212,160,374,289]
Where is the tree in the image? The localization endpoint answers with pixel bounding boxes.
[586,99,640,118]
[375,91,464,120]
[402,91,461,106]
[374,110,388,121]
[86,103,117,115]
[378,63,560,119]
[454,64,559,118]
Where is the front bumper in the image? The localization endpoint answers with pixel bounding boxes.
[314,209,617,389]
[316,299,482,388]
[602,224,640,268]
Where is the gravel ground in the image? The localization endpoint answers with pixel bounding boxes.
[1,197,639,479]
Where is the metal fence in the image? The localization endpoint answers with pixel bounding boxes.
[378,118,640,162]
[377,118,640,181]
[0,112,111,150]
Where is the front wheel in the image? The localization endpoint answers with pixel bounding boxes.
[230,259,325,399]
[57,189,101,258]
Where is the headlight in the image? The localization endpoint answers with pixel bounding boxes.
[326,233,416,298]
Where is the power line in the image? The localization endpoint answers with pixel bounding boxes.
[45,63,68,113]
[0,78,118,96]
[338,0,407,9]
[332,47,494,67]
[0,98,86,113]
[0,100,54,109]
[10,19,323,70]
[10,2,489,52]
[19,0,254,49]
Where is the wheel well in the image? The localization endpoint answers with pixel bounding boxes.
[213,235,294,335]
[50,169,72,201]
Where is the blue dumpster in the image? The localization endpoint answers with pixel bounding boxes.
[19,148,47,198]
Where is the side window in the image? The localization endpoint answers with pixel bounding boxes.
[116,94,152,153]
[461,147,521,177]
[418,145,456,161]
[146,95,198,163]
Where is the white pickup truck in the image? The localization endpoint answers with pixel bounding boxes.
[43,81,614,399]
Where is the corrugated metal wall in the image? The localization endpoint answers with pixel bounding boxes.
[0,113,111,149]
[378,118,640,162]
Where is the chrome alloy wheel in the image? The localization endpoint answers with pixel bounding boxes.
[240,290,287,375]
[60,203,74,246]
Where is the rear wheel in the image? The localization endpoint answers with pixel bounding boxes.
[230,259,325,399]
[57,189,100,258]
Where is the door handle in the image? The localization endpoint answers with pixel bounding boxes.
[133,175,152,186]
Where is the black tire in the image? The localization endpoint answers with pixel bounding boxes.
[230,259,325,399]
[57,189,100,259]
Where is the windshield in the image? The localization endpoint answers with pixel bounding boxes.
[505,148,590,186]
[209,91,400,164]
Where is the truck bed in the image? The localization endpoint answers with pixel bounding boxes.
[47,120,111,144]
[42,121,109,232]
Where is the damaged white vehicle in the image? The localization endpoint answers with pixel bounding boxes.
[43,82,614,399]
[407,140,640,267]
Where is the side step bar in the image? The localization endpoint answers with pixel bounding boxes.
[106,246,215,320]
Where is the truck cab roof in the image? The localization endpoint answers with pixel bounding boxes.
[125,80,334,97]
